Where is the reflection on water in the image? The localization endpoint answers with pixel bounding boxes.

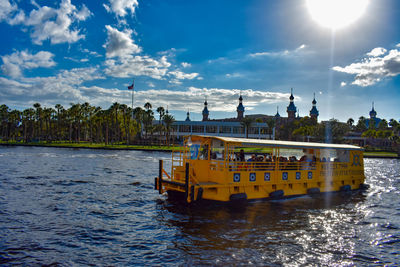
[158,192,370,266]
[0,147,399,265]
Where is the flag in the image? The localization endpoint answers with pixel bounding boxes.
[128,80,134,90]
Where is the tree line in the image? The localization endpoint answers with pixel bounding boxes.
[241,115,400,148]
[0,102,175,145]
[1,102,399,149]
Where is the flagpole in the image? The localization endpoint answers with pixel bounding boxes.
[131,87,134,118]
[128,79,135,119]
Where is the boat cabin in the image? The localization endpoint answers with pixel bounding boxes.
[155,135,365,203]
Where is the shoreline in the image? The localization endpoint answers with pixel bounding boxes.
[1,143,399,158]
[0,143,174,152]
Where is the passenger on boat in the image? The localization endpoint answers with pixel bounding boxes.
[239,149,245,162]
[247,154,256,170]
[200,145,209,160]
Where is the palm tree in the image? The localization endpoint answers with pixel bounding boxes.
[355,116,367,132]
[143,109,154,139]
[156,106,165,122]
[144,102,152,111]
[8,109,21,141]
[109,102,121,143]
[347,118,354,129]
[120,104,133,145]
[378,119,388,130]
[163,114,175,146]
[22,108,34,142]
[133,107,144,139]
[33,103,42,141]
[55,104,63,140]
[42,107,55,141]
[156,106,165,143]
[0,104,10,140]
[266,118,276,140]
[142,103,154,139]
[240,117,254,138]
[68,103,83,142]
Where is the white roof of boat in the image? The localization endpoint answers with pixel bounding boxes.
[190,135,363,150]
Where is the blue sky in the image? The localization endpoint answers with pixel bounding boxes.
[0,0,399,122]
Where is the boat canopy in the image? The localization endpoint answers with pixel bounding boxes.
[188,135,363,151]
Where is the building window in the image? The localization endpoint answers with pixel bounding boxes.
[206,126,217,133]
[232,126,244,134]
[180,125,191,132]
[249,127,259,134]
[260,127,268,134]
[219,126,232,133]
[192,125,204,133]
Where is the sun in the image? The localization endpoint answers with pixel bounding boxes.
[306,0,369,30]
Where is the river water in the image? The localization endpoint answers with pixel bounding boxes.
[0,146,399,266]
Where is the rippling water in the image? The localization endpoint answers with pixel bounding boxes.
[0,146,399,266]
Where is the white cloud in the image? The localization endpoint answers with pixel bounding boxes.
[102,24,200,82]
[0,70,291,116]
[3,0,92,45]
[333,47,400,87]
[1,50,56,78]
[366,47,387,57]
[250,44,307,58]
[104,25,141,58]
[0,0,17,21]
[104,55,171,79]
[134,87,290,112]
[102,25,198,81]
[104,0,138,17]
[168,70,199,80]
[226,73,243,78]
[340,82,347,87]
[0,67,108,107]
[181,62,191,68]
[82,48,102,57]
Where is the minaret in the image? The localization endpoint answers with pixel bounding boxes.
[369,102,377,119]
[202,98,209,121]
[286,88,297,120]
[274,106,280,118]
[185,110,191,121]
[309,93,319,121]
[237,94,245,120]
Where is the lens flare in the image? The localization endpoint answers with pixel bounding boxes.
[306,0,369,29]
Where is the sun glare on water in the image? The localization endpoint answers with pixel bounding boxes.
[306,0,369,29]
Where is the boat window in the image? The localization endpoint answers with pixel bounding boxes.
[279,148,308,162]
[229,146,274,162]
[320,149,349,162]
[211,139,225,160]
[337,150,350,162]
[199,143,209,160]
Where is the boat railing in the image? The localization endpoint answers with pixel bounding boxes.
[223,160,316,172]
[226,161,276,171]
[172,150,185,167]
[278,161,316,171]
[210,160,226,171]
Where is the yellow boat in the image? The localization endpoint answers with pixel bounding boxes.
[155,135,366,203]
